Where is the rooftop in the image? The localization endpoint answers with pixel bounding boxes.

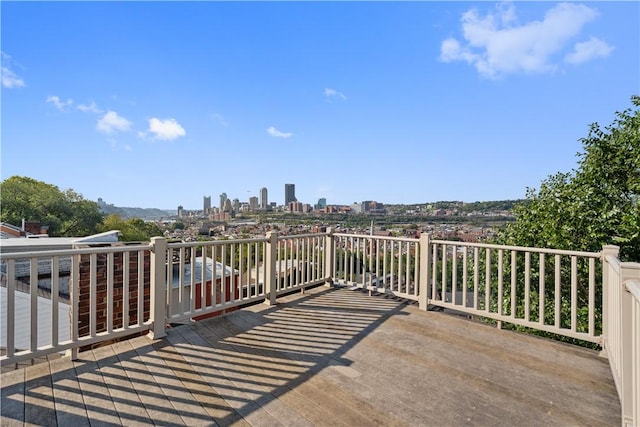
[1,285,620,426]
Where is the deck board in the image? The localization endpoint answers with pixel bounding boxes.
[1,285,621,426]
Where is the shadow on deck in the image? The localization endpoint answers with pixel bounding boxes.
[1,285,620,426]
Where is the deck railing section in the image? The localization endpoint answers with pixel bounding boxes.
[332,232,420,301]
[275,232,328,295]
[424,235,602,344]
[164,237,269,324]
[1,244,152,365]
[602,247,640,427]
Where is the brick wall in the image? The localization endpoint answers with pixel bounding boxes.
[75,244,151,348]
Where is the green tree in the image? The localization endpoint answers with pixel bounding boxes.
[497,96,640,262]
[0,176,103,236]
[98,215,163,242]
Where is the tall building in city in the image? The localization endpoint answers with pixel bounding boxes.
[219,193,228,210]
[203,196,211,213]
[316,198,327,210]
[285,184,296,205]
[249,196,259,211]
[260,187,268,209]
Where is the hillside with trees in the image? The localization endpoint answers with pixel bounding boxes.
[0,176,163,241]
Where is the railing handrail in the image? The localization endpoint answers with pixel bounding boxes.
[0,244,152,260]
[430,239,601,258]
[334,232,418,242]
[278,232,328,240]
[167,237,269,248]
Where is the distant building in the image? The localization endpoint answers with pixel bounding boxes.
[288,201,303,213]
[177,205,184,218]
[203,196,211,213]
[219,193,228,210]
[285,184,296,205]
[260,187,268,209]
[249,196,258,211]
[316,198,327,210]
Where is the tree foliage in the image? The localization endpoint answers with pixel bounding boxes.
[497,96,640,261]
[98,214,162,242]
[0,176,103,236]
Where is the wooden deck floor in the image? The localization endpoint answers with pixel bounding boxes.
[1,285,620,426]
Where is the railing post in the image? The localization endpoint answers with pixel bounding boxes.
[325,228,334,287]
[419,233,431,311]
[601,245,620,354]
[66,253,80,360]
[620,261,640,427]
[148,237,167,339]
[265,231,278,306]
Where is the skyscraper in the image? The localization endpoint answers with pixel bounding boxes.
[260,187,268,209]
[285,184,296,205]
[219,193,228,210]
[203,196,211,213]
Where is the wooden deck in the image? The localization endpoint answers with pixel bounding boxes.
[1,285,620,426]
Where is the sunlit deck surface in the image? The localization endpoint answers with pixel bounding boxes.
[1,285,620,426]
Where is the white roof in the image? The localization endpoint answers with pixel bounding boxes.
[170,256,239,289]
[0,287,70,352]
[0,230,121,253]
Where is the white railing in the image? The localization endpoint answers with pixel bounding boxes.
[602,248,640,427]
[424,235,603,343]
[332,233,420,301]
[158,232,331,325]
[1,231,639,427]
[1,243,152,365]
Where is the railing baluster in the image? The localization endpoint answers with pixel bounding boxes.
[6,259,16,358]
[122,252,129,329]
[485,248,491,312]
[555,254,561,328]
[571,256,578,332]
[497,249,503,320]
[51,256,59,347]
[30,257,38,352]
[107,252,114,334]
[452,245,458,305]
[431,243,437,303]
[539,253,546,325]
[90,253,97,338]
[473,247,479,310]
[525,252,531,322]
[589,257,595,336]
[462,247,468,308]
[511,251,517,318]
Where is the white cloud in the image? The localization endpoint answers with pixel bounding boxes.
[440,2,610,78]
[267,126,293,138]
[145,117,186,140]
[77,101,102,114]
[565,36,614,64]
[97,111,132,134]
[46,95,73,111]
[1,52,25,88]
[324,88,347,101]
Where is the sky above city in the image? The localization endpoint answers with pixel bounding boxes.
[2,1,638,209]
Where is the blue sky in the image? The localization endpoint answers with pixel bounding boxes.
[2,1,638,209]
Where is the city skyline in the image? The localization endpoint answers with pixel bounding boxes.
[2,2,638,208]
